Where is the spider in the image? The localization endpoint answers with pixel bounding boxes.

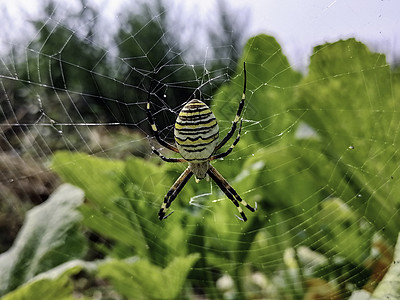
[146,62,256,221]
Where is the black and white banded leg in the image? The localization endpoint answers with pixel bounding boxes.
[211,119,242,161]
[158,167,193,220]
[146,88,179,153]
[214,62,246,151]
[207,165,256,221]
[152,147,186,163]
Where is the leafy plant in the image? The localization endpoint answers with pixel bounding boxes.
[3,35,400,299]
[98,254,199,299]
[0,184,86,296]
[1,262,89,300]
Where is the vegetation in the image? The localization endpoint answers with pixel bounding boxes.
[1,0,242,156]
[1,1,400,299]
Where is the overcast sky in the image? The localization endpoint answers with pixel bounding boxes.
[0,0,399,70]
[250,0,399,68]
[167,0,400,69]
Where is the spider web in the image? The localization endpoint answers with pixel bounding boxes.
[1,0,400,299]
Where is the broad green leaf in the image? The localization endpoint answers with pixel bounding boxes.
[294,39,400,242]
[1,260,94,300]
[213,34,302,148]
[52,152,149,257]
[52,151,125,210]
[315,198,373,265]
[98,254,199,300]
[125,156,169,194]
[0,184,86,296]
[1,275,75,300]
[52,152,192,263]
[236,142,373,265]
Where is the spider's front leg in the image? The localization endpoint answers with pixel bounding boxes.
[159,167,193,220]
[146,88,179,153]
[152,147,186,163]
[214,62,246,151]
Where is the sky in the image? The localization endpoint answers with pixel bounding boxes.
[0,0,399,70]
[167,0,400,69]
[248,0,400,68]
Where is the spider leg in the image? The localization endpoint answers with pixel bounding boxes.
[159,167,193,220]
[146,80,179,153]
[214,62,246,151]
[152,147,186,163]
[210,119,242,161]
[207,165,256,222]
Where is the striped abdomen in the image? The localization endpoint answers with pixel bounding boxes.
[174,99,219,162]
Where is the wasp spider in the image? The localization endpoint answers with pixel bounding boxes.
[147,62,256,221]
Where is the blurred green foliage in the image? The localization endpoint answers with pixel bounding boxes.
[2,28,400,300]
[1,263,88,300]
[98,254,199,299]
[52,36,399,298]
[0,184,86,296]
[1,1,243,155]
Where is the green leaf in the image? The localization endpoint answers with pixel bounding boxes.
[1,260,93,300]
[98,254,200,300]
[52,151,192,264]
[237,142,373,265]
[315,198,373,265]
[213,34,302,146]
[0,184,86,296]
[52,152,150,257]
[371,233,400,299]
[294,39,400,242]
[211,34,302,180]
[52,151,125,209]
[1,274,75,300]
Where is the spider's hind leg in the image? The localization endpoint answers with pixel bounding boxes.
[207,165,256,222]
[159,167,193,220]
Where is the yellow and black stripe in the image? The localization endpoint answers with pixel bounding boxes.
[174,99,219,162]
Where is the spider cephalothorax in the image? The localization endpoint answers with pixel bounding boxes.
[146,62,256,221]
